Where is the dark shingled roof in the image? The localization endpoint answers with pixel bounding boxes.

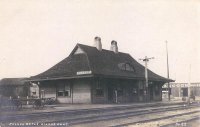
[31,44,173,82]
[0,78,28,86]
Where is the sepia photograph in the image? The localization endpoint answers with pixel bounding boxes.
[0,0,200,127]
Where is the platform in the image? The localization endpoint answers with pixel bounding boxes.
[0,100,189,117]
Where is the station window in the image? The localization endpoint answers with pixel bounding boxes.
[57,84,71,97]
[95,82,104,97]
[32,92,36,95]
[64,91,70,96]
[58,91,64,96]
[118,63,135,72]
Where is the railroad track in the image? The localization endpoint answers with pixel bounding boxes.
[0,102,186,122]
[160,116,200,127]
[1,102,199,127]
[60,104,200,126]
[111,111,200,127]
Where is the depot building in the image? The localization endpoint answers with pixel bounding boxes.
[30,37,173,104]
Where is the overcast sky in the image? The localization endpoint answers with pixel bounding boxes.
[0,0,200,83]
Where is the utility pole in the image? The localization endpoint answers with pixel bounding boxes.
[139,56,154,102]
[187,64,191,105]
[166,41,170,101]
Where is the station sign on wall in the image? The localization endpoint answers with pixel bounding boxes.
[77,71,92,75]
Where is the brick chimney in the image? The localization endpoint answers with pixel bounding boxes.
[110,40,118,53]
[94,36,102,51]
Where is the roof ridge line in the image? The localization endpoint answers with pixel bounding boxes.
[77,43,130,54]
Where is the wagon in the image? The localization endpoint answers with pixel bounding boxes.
[32,98,45,109]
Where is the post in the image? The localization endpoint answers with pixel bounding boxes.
[71,83,73,104]
[145,56,148,87]
[139,56,154,102]
[145,56,148,102]
[187,65,191,105]
[166,41,170,101]
[115,90,118,103]
[179,85,181,97]
[27,96,29,105]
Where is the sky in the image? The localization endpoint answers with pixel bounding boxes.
[0,0,200,83]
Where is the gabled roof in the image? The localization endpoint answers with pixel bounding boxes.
[31,43,174,82]
[0,78,28,86]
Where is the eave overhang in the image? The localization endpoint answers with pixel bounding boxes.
[27,74,174,83]
[27,75,94,82]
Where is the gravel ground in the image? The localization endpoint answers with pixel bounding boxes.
[71,107,200,127]
[128,112,200,127]
[186,118,200,127]
[1,100,199,127]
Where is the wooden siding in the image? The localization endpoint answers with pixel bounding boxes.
[72,79,91,103]
[39,83,56,98]
[37,79,164,104]
[91,79,142,103]
[56,81,72,103]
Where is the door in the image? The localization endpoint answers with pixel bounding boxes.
[108,87,114,103]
